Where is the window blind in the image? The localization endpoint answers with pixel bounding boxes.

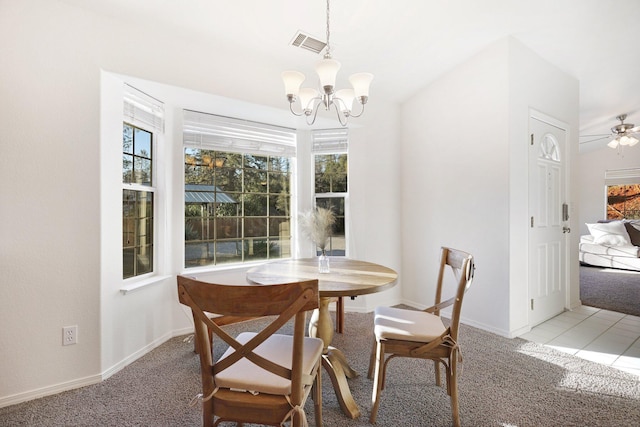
[123,84,164,132]
[312,128,349,153]
[605,168,640,185]
[183,110,297,157]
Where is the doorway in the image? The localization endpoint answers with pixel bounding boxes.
[528,115,570,326]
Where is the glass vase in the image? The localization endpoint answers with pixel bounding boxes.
[318,250,330,273]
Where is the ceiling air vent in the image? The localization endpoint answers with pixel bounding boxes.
[290,31,326,54]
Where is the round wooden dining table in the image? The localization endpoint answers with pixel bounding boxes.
[246,257,398,419]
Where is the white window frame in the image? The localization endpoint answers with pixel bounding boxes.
[605,168,640,220]
[312,128,349,257]
[122,85,165,283]
[182,110,297,269]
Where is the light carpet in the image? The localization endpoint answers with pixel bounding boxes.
[1,311,639,426]
[580,265,640,317]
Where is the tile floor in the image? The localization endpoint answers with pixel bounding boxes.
[520,305,640,378]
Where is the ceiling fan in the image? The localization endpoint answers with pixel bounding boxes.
[581,114,640,149]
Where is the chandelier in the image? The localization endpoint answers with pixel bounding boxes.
[608,114,639,149]
[281,0,373,127]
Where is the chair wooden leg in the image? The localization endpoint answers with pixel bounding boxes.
[369,341,385,424]
[367,337,377,379]
[449,353,461,427]
[292,411,301,427]
[203,399,213,427]
[314,365,323,427]
[433,360,442,387]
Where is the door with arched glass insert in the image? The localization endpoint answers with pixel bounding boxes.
[528,116,568,326]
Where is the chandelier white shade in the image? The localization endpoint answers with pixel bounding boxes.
[282,0,373,126]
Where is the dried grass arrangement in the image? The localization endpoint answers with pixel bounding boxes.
[299,207,336,253]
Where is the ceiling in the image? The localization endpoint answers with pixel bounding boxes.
[61,0,640,151]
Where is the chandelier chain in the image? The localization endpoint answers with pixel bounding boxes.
[325,0,331,58]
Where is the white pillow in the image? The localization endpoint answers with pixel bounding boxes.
[586,222,631,246]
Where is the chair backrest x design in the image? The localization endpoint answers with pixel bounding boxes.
[368,247,475,426]
[177,275,322,427]
[431,247,475,341]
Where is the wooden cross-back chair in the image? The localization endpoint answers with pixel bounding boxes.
[367,247,475,427]
[177,275,324,427]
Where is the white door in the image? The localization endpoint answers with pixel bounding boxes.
[529,116,568,326]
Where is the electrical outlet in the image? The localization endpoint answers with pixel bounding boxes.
[62,325,77,346]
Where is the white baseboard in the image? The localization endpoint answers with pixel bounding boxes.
[0,374,102,408]
[461,316,512,338]
[0,329,193,409]
[101,331,175,381]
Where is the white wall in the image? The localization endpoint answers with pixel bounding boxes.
[0,0,401,406]
[400,39,511,334]
[399,37,579,336]
[0,0,103,403]
[507,37,581,328]
[579,147,640,234]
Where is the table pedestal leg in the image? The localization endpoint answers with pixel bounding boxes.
[309,297,361,419]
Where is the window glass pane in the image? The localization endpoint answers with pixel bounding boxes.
[184,216,214,241]
[136,245,153,275]
[123,124,133,154]
[216,240,243,264]
[245,238,269,262]
[184,148,214,184]
[123,248,135,279]
[607,184,640,219]
[135,157,152,185]
[315,154,348,193]
[123,154,133,183]
[270,237,291,259]
[215,197,240,217]
[123,189,136,217]
[269,172,289,194]
[215,167,243,192]
[317,197,346,256]
[243,193,268,216]
[245,218,267,238]
[217,217,241,239]
[184,148,292,267]
[137,192,153,217]
[269,194,289,216]
[245,154,268,170]
[224,153,244,168]
[123,218,135,247]
[134,128,151,158]
[137,219,152,246]
[122,189,153,278]
[185,217,203,241]
[269,218,289,238]
[334,174,347,193]
[185,242,214,267]
[245,169,268,193]
[270,157,290,173]
[202,218,215,240]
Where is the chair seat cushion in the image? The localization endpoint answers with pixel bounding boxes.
[215,332,323,396]
[374,306,446,343]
